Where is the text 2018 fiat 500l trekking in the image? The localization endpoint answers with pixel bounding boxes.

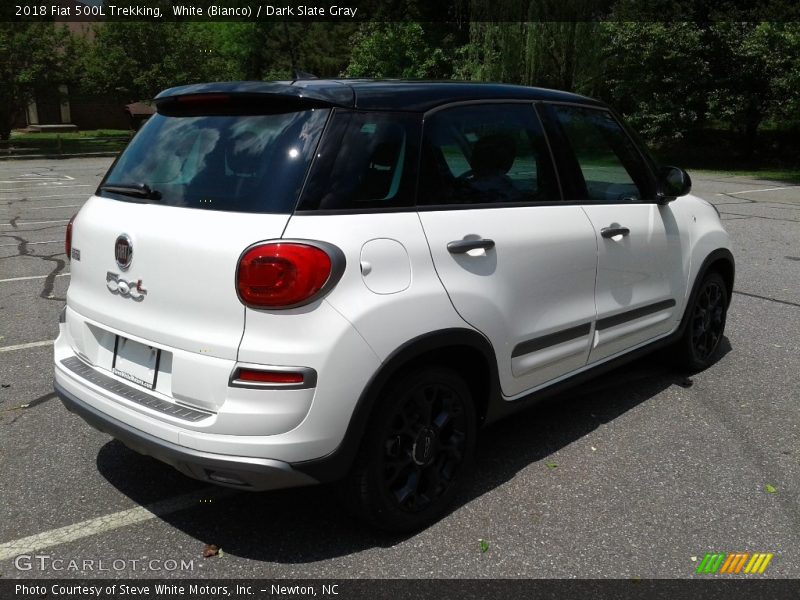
[55,80,733,531]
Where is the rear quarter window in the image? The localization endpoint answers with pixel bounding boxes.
[297,110,421,211]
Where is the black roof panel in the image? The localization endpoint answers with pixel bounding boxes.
[155,80,604,112]
[346,80,602,111]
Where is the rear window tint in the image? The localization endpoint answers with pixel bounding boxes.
[99,108,330,214]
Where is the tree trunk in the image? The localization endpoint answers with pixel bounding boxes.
[742,104,762,159]
[562,22,577,92]
[283,21,297,74]
[0,102,14,141]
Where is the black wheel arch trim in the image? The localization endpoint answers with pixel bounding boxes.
[291,327,500,482]
[693,247,735,308]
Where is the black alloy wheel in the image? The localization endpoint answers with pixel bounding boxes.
[382,380,469,513]
[691,277,726,361]
[677,271,729,371]
[342,367,476,532]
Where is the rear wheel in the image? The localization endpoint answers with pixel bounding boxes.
[676,271,728,371]
[342,366,477,532]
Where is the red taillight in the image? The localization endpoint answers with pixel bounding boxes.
[65,213,76,258]
[177,93,230,104]
[237,369,304,384]
[237,242,333,308]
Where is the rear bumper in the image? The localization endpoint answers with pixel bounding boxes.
[56,381,318,491]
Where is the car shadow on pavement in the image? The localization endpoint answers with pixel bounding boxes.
[96,338,731,564]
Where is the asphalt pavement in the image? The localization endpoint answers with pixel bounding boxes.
[0,157,798,579]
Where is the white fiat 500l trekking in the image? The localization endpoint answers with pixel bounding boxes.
[55,80,733,531]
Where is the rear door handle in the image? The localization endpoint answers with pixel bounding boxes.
[601,226,630,238]
[447,238,496,254]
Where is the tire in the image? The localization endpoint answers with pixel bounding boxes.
[676,271,729,372]
[341,366,477,532]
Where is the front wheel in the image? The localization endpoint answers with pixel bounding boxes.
[341,366,477,532]
[676,271,729,371]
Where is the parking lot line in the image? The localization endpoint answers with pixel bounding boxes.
[0,185,92,192]
[16,204,82,210]
[0,179,73,184]
[0,340,54,353]
[0,176,74,183]
[0,273,70,284]
[0,487,238,561]
[717,186,797,195]
[0,219,70,227]
[0,194,89,201]
[0,240,61,247]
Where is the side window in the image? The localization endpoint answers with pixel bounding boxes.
[550,105,654,202]
[297,110,419,211]
[418,104,559,206]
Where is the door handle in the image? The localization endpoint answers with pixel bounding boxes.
[447,238,496,254]
[601,226,630,239]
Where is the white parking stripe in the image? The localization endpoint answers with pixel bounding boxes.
[716,186,797,195]
[0,273,69,283]
[1,194,89,201]
[0,177,74,184]
[0,488,238,561]
[6,173,73,179]
[0,184,92,192]
[16,204,81,210]
[0,240,61,247]
[0,219,69,227]
[0,340,54,352]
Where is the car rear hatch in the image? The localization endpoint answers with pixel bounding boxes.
[65,91,335,390]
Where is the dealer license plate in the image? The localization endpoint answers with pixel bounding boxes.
[112,336,160,390]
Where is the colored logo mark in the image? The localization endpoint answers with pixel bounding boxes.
[696,552,773,574]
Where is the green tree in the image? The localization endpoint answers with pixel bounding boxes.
[345,23,453,79]
[523,22,605,93]
[600,22,709,144]
[706,22,800,155]
[602,20,800,154]
[0,23,76,139]
[80,22,232,100]
[454,20,604,93]
[454,23,526,83]
[211,22,356,80]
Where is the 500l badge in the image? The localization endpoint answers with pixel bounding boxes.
[106,272,147,301]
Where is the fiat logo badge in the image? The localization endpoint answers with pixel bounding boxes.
[115,234,133,270]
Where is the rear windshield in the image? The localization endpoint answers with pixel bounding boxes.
[99,108,330,213]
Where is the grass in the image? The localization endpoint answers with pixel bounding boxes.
[3,129,132,155]
[690,167,800,183]
[654,127,800,184]
[10,129,131,140]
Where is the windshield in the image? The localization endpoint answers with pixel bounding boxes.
[99,108,330,214]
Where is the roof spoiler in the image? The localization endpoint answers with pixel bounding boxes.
[154,81,353,114]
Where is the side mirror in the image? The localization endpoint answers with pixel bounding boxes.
[657,166,692,203]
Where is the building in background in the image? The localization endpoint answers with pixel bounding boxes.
[19,0,130,132]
